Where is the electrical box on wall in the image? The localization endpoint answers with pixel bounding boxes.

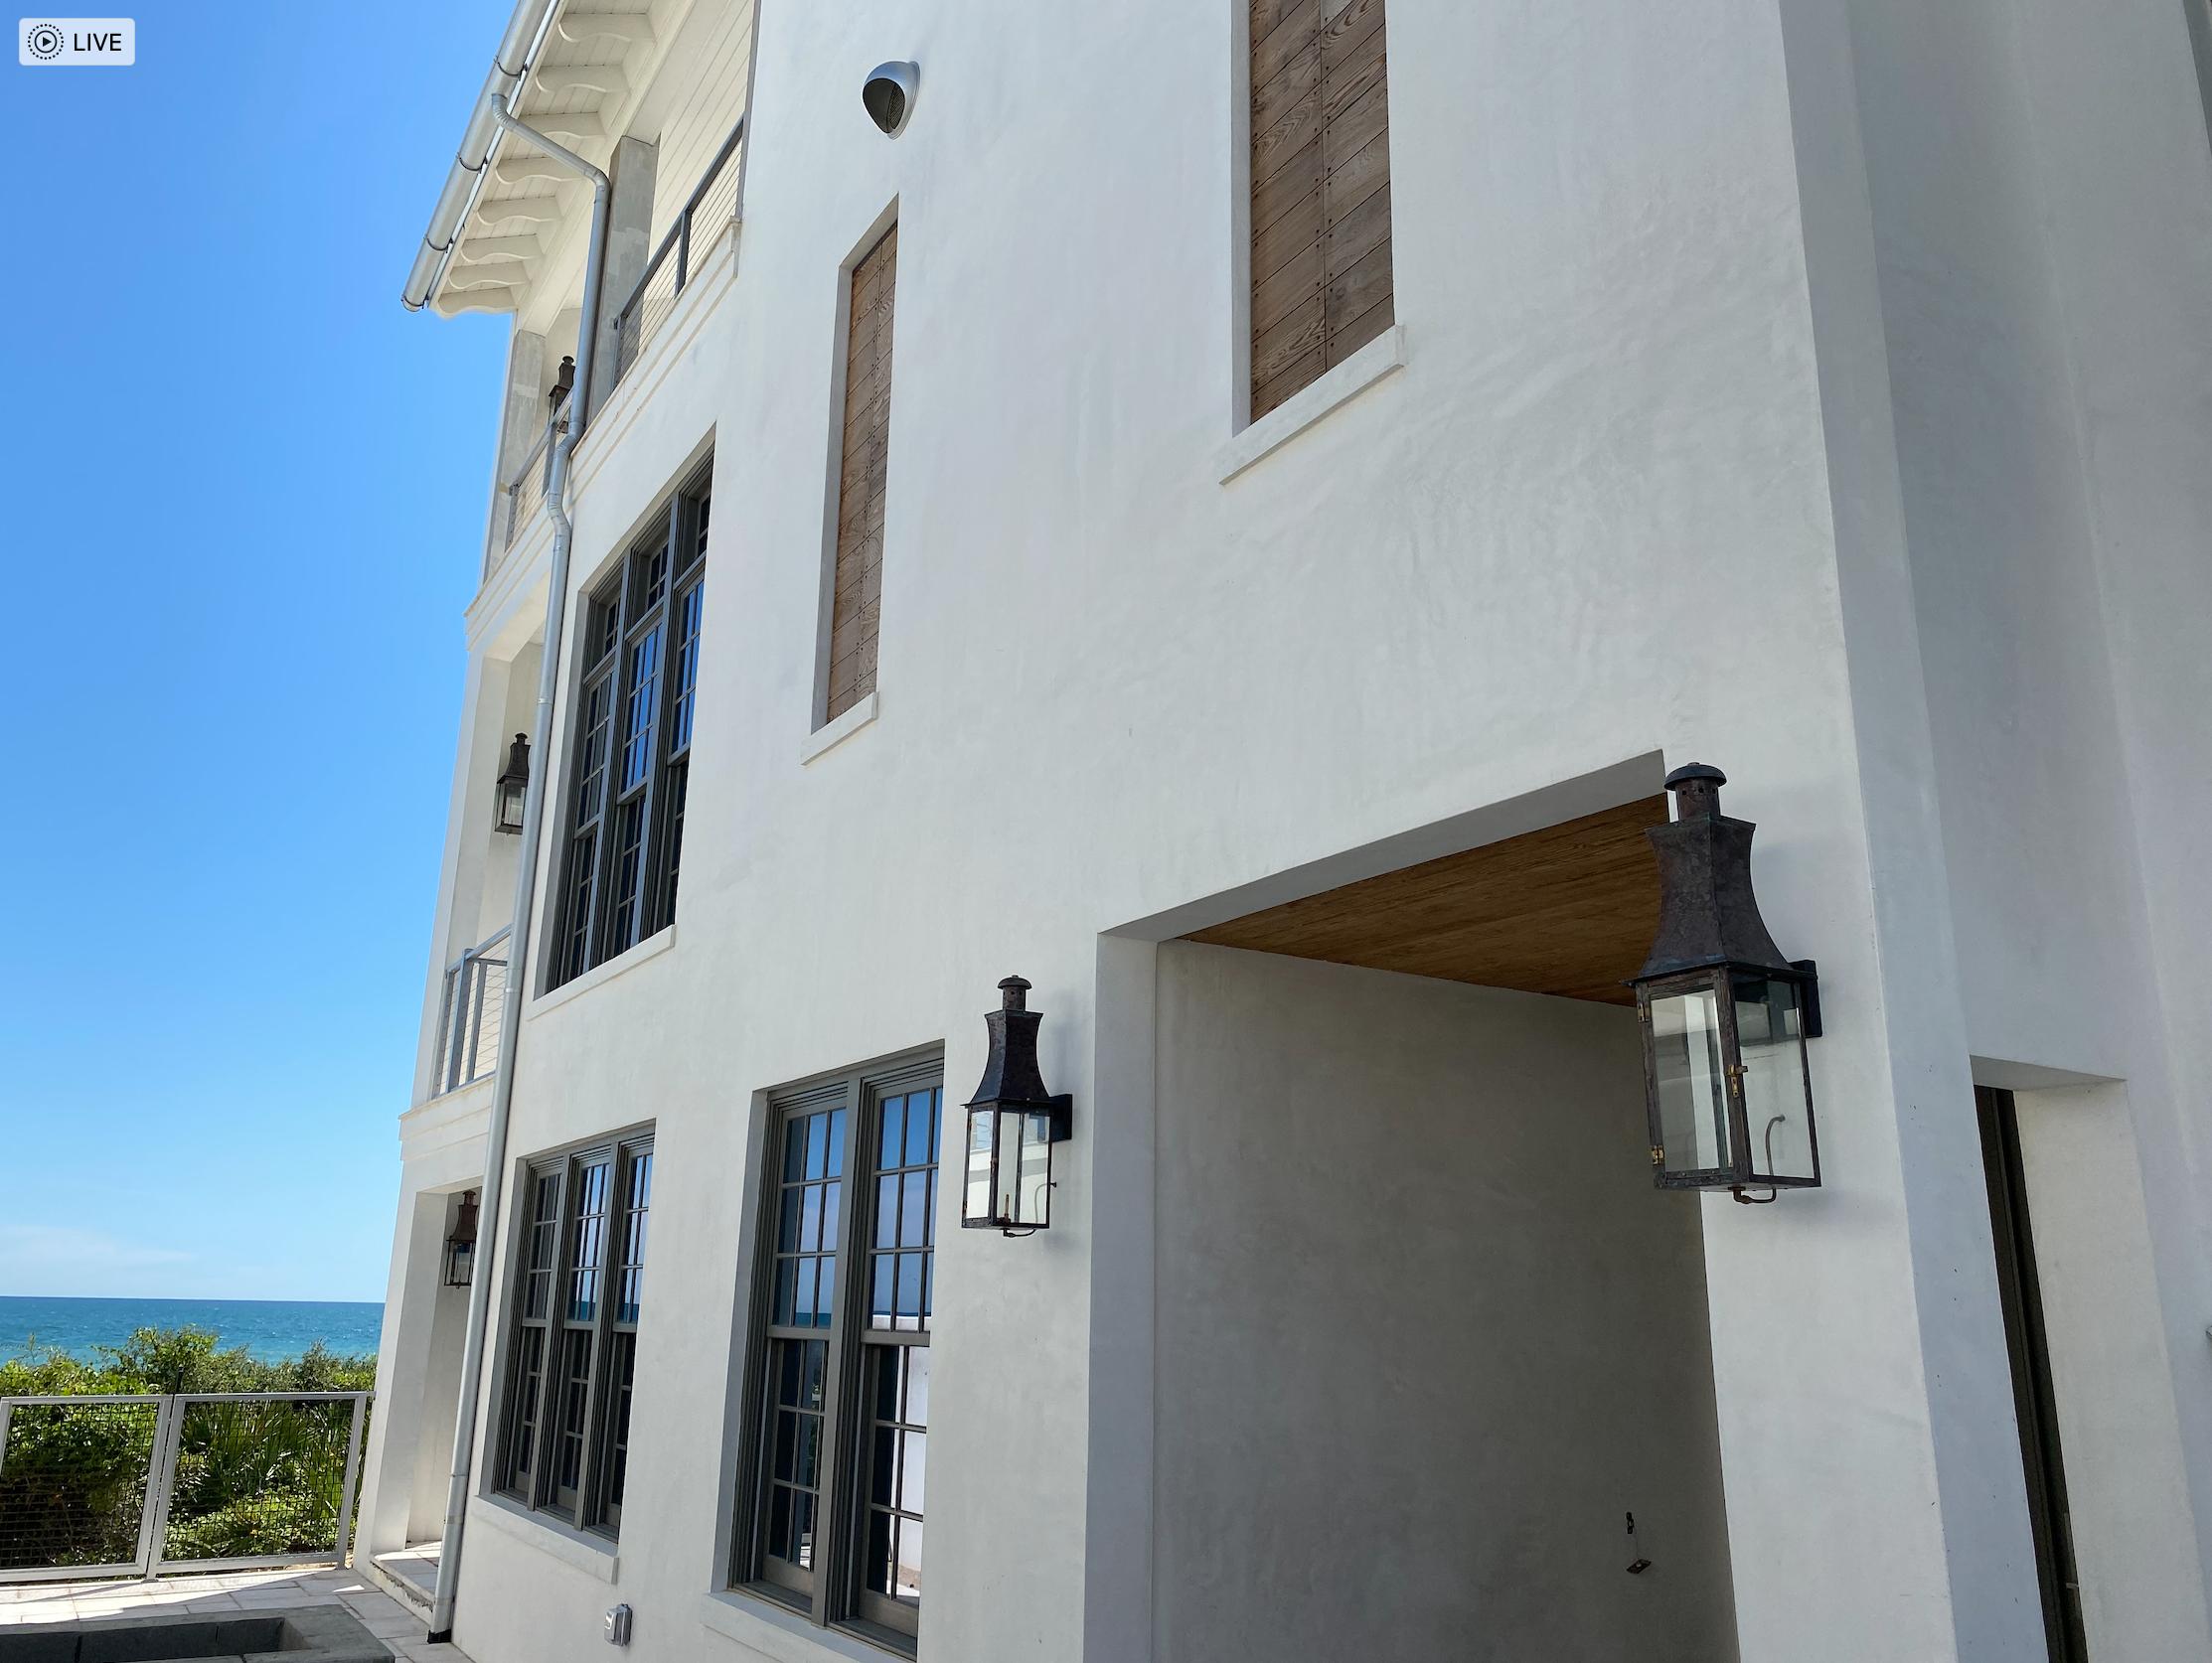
[602,1604,632,1646]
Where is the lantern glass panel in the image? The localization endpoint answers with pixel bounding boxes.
[1649,981,1732,1175]
[964,1108,995,1224]
[1730,973,1815,1182]
[497,779,527,832]
[1018,1112,1053,1227]
[994,1111,1027,1223]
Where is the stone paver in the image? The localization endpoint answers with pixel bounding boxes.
[0,1565,470,1661]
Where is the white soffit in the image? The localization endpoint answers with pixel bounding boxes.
[430,2,670,319]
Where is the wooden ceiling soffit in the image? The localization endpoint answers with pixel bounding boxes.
[1185,796,1667,1005]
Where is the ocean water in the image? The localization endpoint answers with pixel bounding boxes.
[0,1296,385,1365]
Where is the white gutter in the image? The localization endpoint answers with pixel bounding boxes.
[401,0,564,312]
[420,93,611,1649]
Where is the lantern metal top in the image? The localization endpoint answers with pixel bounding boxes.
[498,733,530,784]
[967,976,1056,1111]
[1637,762,1796,982]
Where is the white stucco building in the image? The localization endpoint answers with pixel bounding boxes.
[357,2,2212,1659]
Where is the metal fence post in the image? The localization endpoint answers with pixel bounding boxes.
[433,963,457,1094]
[334,1394,370,1570]
[135,1397,183,1579]
[445,961,472,1096]
[455,955,482,1083]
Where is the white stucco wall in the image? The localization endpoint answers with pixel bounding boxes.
[366,0,2212,1658]
[1152,944,1736,1662]
[1827,0,2212,1631]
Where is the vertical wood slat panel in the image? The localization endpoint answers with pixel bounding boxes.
[827,226,896,720]
[1251,0,1391,420]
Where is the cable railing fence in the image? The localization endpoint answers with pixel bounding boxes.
[0,1392,370,1584]
[611,119,744,389]
[432,925,511,1097]
[489,118,744,568]
[498,420,557,561]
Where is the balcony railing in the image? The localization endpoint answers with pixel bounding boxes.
[431,925,510,1097]
[489,119,744,567]
[497,414,558,562]
[0,1392,371,1583]
[610,118,745,391]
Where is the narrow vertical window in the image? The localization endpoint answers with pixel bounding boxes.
[499,1168,564,1496]
[596,1150,651,1534]
[854,1086,936,1629]
[494,1130,654,1539]
[734,1063,938,1651]
[1249,0,1392,420]
[825,225,896,724]
[757,1101,846,1600]
[553,463,710,988]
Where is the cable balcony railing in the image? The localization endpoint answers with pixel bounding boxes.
[497,414,559,562]
[0,1392,371,1583]
[610,118,745,391]
[431,925,511,1097]
[490,119,744,568]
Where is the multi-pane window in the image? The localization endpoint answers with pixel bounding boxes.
[735,1060,940,1651]
[496,1131,653,1539]
[553,464,710,989]
[824,225,895,724]
[1248,0,1393,420]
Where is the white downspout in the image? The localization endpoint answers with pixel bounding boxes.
[425,94,610,1647]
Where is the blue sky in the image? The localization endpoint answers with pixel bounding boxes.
[0,2,515,1300]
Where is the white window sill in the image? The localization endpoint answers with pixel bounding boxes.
[697,1590,902,1662]
[468,1494,619,1584]
[1216,324,1407,483]
[801,690,879,764]
[526,926,678,1021]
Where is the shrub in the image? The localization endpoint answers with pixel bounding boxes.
[0,1327,375,1572]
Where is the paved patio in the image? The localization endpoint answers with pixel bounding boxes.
[0,1565,468,1663]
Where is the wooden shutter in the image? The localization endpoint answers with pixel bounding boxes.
[828,225,896,721]
[1250,0,1392,421]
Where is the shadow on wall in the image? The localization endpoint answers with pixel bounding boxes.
[1152,941,1738,1663]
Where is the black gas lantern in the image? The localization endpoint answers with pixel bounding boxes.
[493,734,531,835]
[443,1189,481,1286]
[962,977,1072,1235]
[1632,764,1822,1201]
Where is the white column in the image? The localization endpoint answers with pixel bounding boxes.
[588,134,658,417]
[1708,2,2047,1653]
[485,326,547,570]
[1080,935,1159,1663]
[358,1185,452,1561]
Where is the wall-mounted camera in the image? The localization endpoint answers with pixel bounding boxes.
[863,61,919,137]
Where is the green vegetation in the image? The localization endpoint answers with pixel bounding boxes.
[0,1327,375,1571]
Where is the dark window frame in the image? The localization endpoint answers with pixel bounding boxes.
[730,1054,941,1653]
[551,461,711,991]
[493,1126,655,1541]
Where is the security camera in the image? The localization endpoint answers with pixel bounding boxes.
[863,61,918,137]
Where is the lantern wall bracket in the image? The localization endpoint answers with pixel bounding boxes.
[1789,958,1822,1039]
